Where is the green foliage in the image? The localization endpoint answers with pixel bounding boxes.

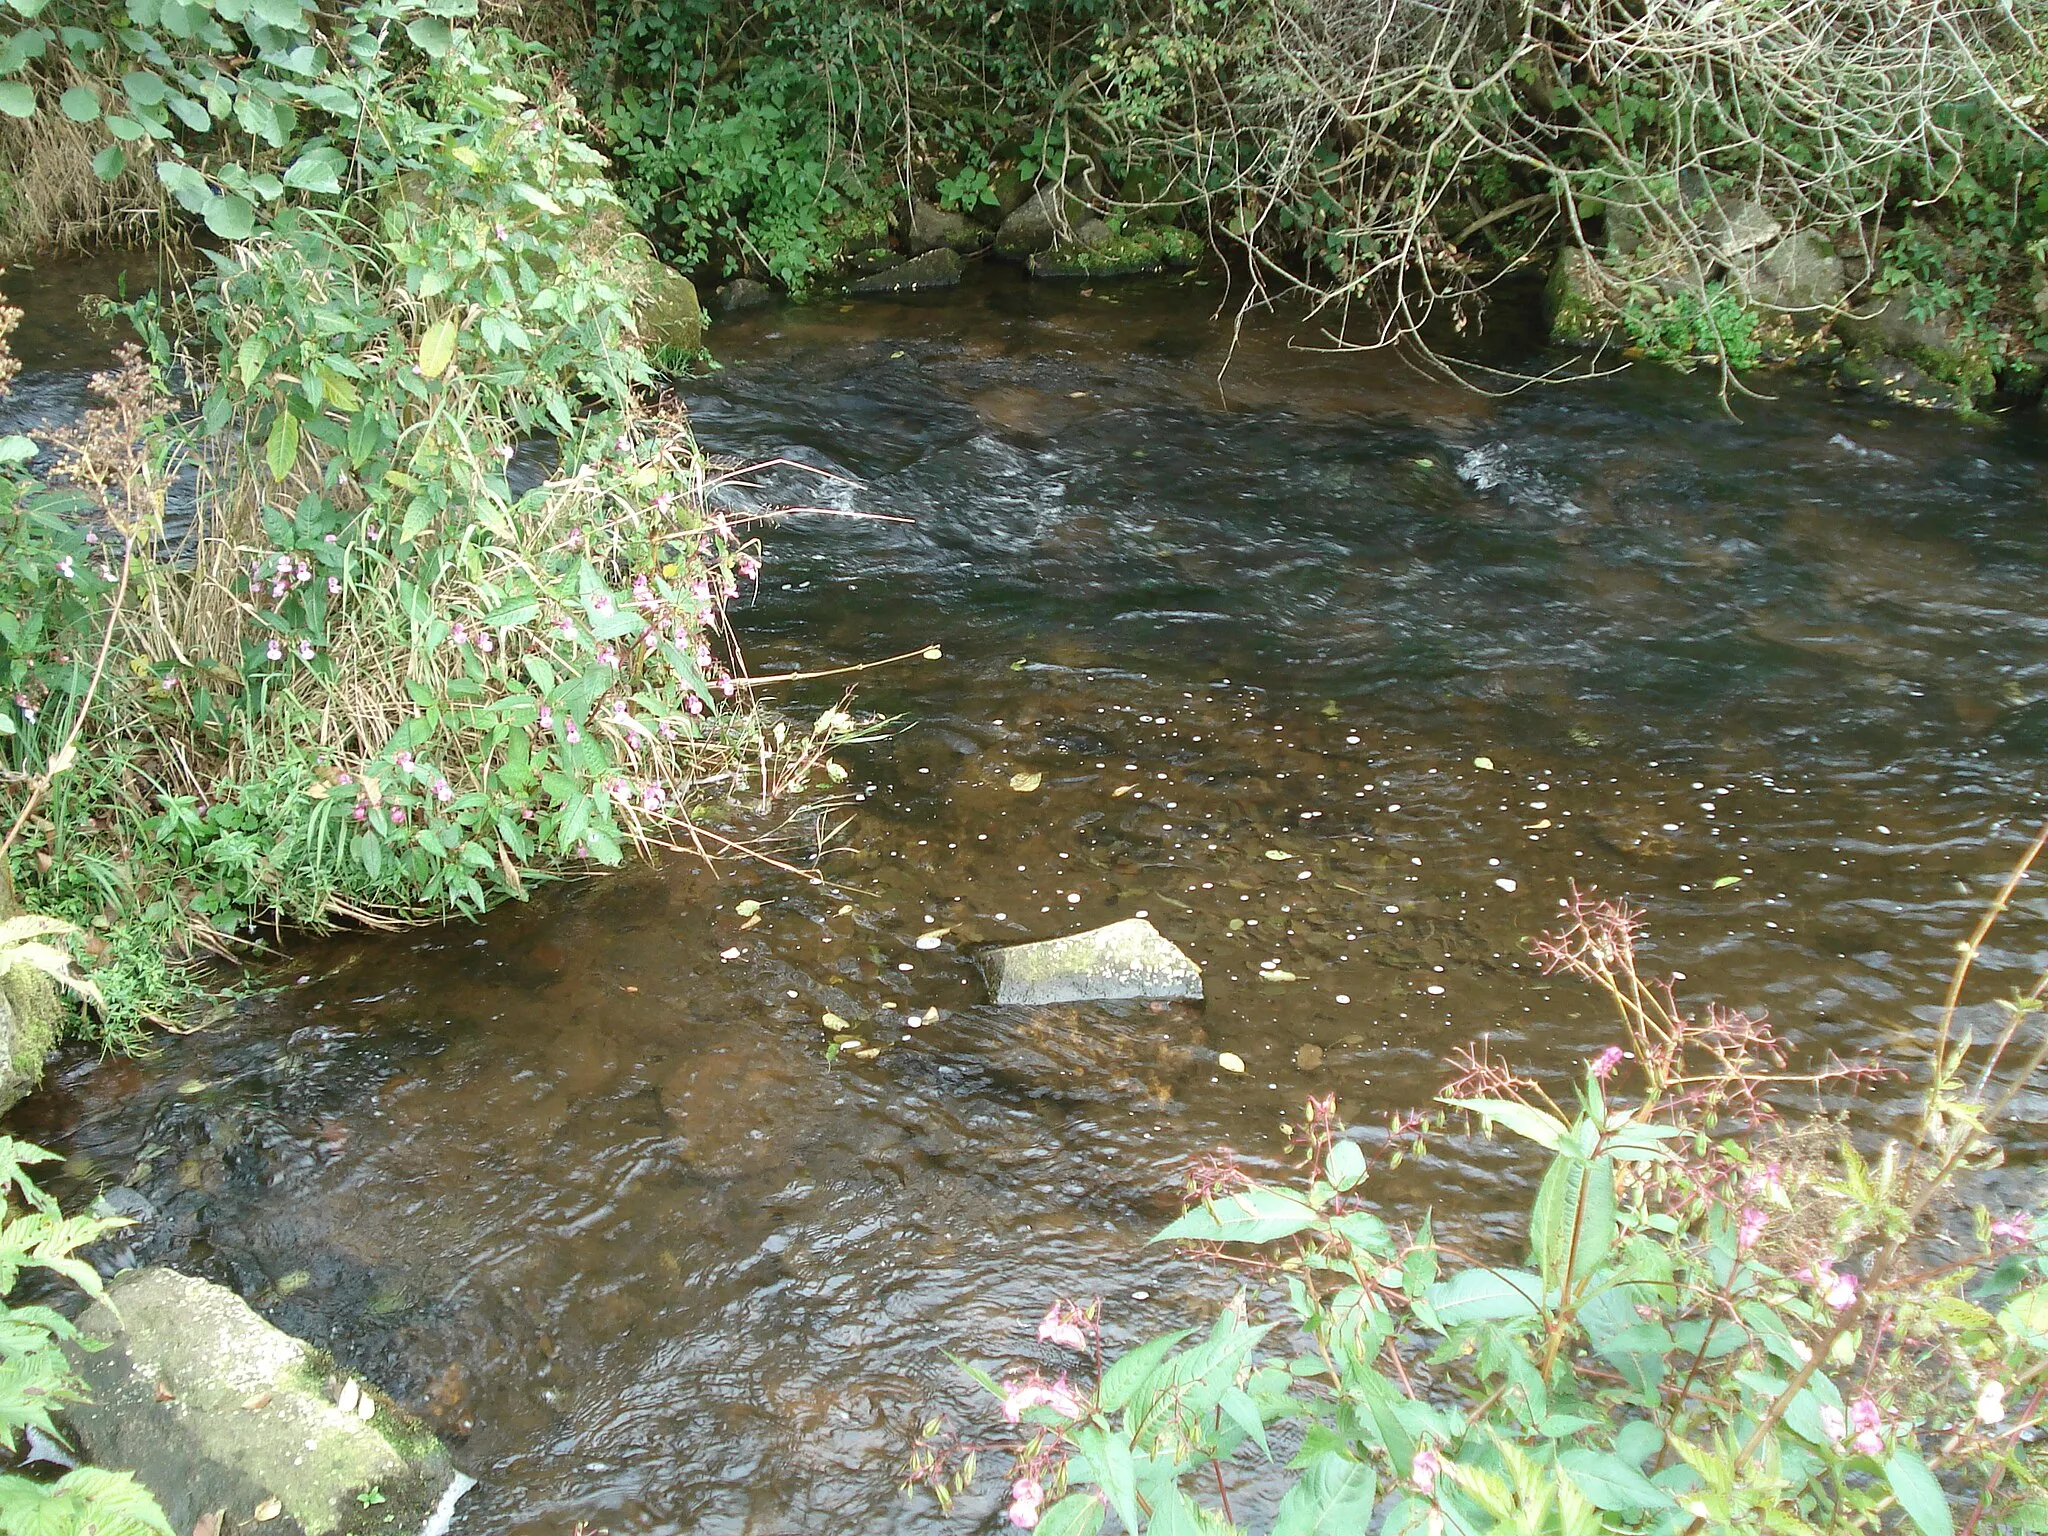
[934,894,2048,1536]
[1622,284,1763,373]
[0,1136,172,1536]
[0,0,830,1038]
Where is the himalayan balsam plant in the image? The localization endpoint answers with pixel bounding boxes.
[919,857,2048,1536]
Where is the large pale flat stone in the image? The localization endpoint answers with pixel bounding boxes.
[978,918,1203,1005]
[66,1267,458,1536]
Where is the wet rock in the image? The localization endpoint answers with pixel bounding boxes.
[995,186,1074,258]
[849,248,963,294]
[1741,230,1846,315]
[978,918,1203,1006]
[1836,291,1993,402]
[1835,351,1971,412]
[1028,225,1202,280]
[905,198,988,255]
[0,884,63,1114]
[65,1267,457,1536]
[715,277,776,313]
[623,240,702,359]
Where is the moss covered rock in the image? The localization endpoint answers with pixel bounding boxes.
[0,879,62,1114]
[1545,246,1623,345]
[1029,224,1202,279]
[1836,291,1994,404]
[66,1268,461,1536]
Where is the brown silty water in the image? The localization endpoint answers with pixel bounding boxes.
[10,262,2048,1533]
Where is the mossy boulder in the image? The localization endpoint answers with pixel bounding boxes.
[0,880,62,1114]
[1836,290,1995,404]
[65,1268,461,1536]
[1028,223,1202,279]
[613,232,702,360]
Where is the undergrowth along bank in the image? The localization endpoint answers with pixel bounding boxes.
[0,0,848,1051]
[560,0,2048,401]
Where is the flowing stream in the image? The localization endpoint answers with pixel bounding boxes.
[9,259,2048,1534]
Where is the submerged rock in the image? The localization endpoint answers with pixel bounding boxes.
[715,277,776,313]
[978,918,1203,1006]
[65,1267,458,1536]
[849,248,963,293]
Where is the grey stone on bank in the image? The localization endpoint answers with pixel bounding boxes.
[714,277,776,313]
[978,918,1203,1006]
[1741,230,1846,315]
[849,247,963,294]
[906,198,989,255]
[65,1267,458,1536]
[994,185,1073,257]
[1835,351,1969,412]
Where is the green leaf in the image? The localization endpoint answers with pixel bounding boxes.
[1098,1329,1191,1414]
[1273,1450,1377,1536]
[244,0,304,28]
[1531,1151,1616,1290]
[90,143,125,180]
[264,410,298,482]
[1445,1097,1569,1151]
[1154,1185,1320,1246]
[404,15,452,55]
[1424,1266,1543,1326]
[0,434,35,463]
[202,191,253,239]
[0,80,34,116]
[156,158,210,212]
[102,112,144,140]
[417,316,458,379]
[1886,1447,1955,1536]
[120,68,164,104]
[0,28,48,76]
[282,143,343,193]
[1560,1449,1676,1513]
[1326,1138,1366,1191]
[57,82,96,119]
[1035,1493,1104,1536]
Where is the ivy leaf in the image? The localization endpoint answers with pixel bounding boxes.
[1885,1447,1955,1536]
[57,81,95,119]
[0,80,34,116]
[90,142,124,180]
[202,191,253,239]
[417,316,458,379]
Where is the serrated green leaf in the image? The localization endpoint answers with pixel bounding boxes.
[417,316,457,379]
[0,79,34,116]
[264,410,298,481]
[90,142,125,180]
[1273,1450,1377,1536]
[1424,1266,1543,1326]
[57,82,96,119]
[1035,1493,1104,1536]
[1098,1329,1190,1414]
[1154,1185,1320,1245]
[1886,1447,1954,1536]
[1561,1449,1676,1512]
[1445,1097,1569,1151]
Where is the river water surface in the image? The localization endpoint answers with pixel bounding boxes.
[10,262,2048,1534]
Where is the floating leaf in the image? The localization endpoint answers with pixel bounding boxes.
[824,760,847,782]
[1217,1051,1245,1073]
[1264,849,1291,861]
[821,1012,850,1033]
[1473,755,1495,770]
[921,646,941,660]
[915,929,948,949]
[1009,771,1041,792]
[1713,875,1741,889]
[253,1497,282,1522]
[733,899,761,917]
[1259,969,1298,982]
